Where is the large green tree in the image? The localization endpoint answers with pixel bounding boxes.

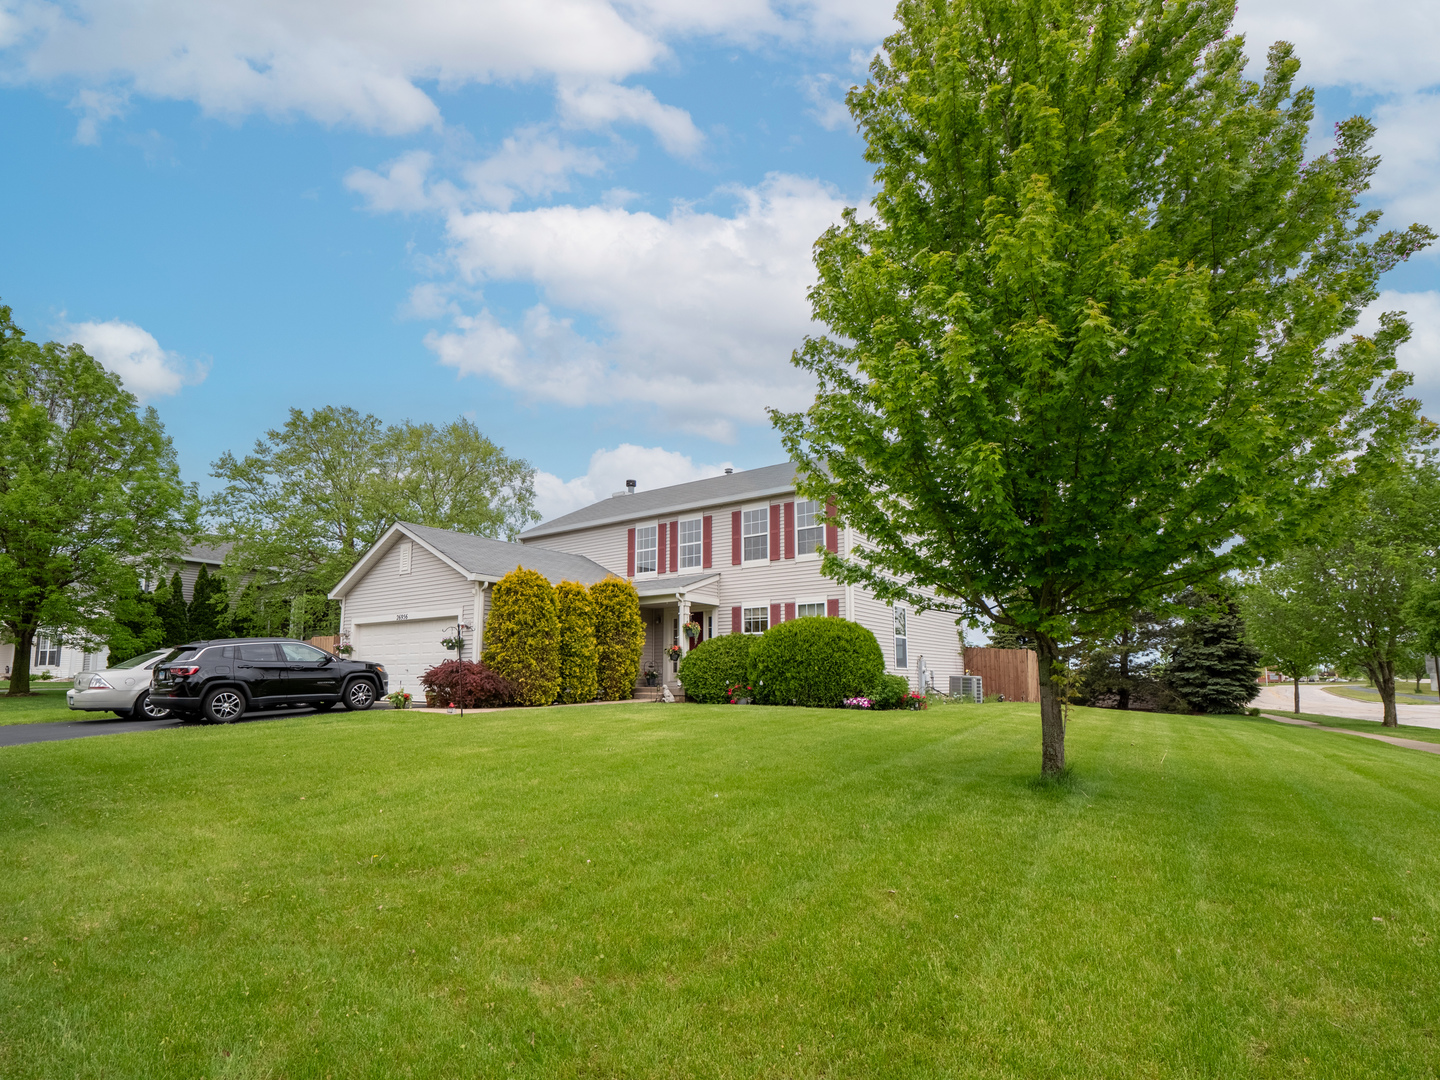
[1241,564,1333,714]
[0,304,189,694]
[774,0,1432,773]
[208,406,539,609]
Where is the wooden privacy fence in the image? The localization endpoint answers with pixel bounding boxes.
[306,635,340,655]
[963,647,1040,702]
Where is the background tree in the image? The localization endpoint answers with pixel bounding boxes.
[591,576,644,701]
[208,407,538,624]
[155,571,191,646]
[187,564,229,642]
[0,304,189,694]
[482,568,560,707]
[774,0,1432,773]
[1241,565,1332,713]
[1402,580,1440,697]
[104,571,167,666]
[555,580,598,705]
[1162,594,1262,714]
[985,624,1035,651]
[1072,610,1176,711]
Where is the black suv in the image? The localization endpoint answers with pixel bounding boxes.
[150,638,389,723]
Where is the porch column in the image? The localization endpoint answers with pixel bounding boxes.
[678,597,691,658]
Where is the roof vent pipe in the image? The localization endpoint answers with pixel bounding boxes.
[724,467,733,475]
[626,479,637,494]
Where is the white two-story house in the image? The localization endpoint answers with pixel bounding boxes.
[329,463,964,694]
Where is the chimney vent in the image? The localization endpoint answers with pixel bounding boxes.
[625,479,637,494]
[724,467,733,475]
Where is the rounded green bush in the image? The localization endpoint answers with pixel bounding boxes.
[869,672,911,710]
[747,617,885,708]
[678,634,755,703]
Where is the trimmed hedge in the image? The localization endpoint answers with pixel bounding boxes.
[555,580,599,704]
[420,660,516,708]
[870,672,911,710]
[482,567,560,706]
[591,575,645,700]
[748,617,885,708]
[678,633,755,704]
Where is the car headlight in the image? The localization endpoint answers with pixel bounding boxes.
[88,675,114,690]
[374,665,386,673]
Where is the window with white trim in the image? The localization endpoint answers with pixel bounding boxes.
[742,507,768,561]
[635,525,658,574]
[796,499,825,555]
[893,607,908,669]
[679,518,703,568]
[796,601,826,619]
[34,634,60,668]
[742,606,769,634]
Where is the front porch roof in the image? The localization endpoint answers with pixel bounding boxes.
[633,573,722,605]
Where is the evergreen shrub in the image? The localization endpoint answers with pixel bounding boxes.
[482,567,560,706]
[1163,595,1262,713]
[748,617,885,708]
[678,634,754,704]
[591,575,645,700]
[555,580,599,704]
[869,672,911,710]
[420,660,516,708]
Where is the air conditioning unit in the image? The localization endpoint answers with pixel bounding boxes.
[950,675,983,703]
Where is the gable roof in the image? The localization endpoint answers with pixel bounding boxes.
[329,521,615,600]
[520,462,801,541]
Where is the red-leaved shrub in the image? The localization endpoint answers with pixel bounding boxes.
[420,660,516,708]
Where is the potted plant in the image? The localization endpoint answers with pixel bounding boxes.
[682,620,702,642]
[644,662,660,686]
[665,644,682,663]
[386,688,412,710]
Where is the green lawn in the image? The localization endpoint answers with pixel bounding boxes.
[1322,684,1440,706]
[2,701,1438,1079]
[0,684,85,725]
[1259,710,1440,745]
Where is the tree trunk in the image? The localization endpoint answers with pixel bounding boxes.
[1117,630,1131,710]
[6,625,36,696]
[1293,674,1300,715]
[1375,662,1398,728]
[1035,633,1066,775]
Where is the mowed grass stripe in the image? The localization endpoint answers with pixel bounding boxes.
[2,702,1438,1078]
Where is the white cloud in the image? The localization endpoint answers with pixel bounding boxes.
[1370,92,1440,235]
[532,443,732,521]
[423,172,849,440]
[1355,291,1440,414]
[557,81,703,156]
[65,319,209,399]
[798,74,851,131]
[68,87,128,144]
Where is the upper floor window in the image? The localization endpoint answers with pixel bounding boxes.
[796,499,825,554]
[678,518,703,568]
[796,601,826,619]
[742,507,768,562]
[743,606,769,634]
[893,607,908,669]
[636,525,658,574]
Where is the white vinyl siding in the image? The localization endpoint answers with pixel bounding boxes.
[795,499,824,555]
[679,518,703,568]
[742,508,768,562]
[635,524,658,575]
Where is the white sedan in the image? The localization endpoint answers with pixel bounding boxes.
[67,650,173,719]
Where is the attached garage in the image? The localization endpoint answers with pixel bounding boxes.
[351,615,459,692]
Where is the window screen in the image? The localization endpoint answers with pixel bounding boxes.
[679,518,703,568]
[635,525,658,574]
[742,508,768,561]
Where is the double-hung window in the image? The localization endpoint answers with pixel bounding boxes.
[679,518,703,568]
[742,507,768,561]
[33,635,60,668]
[795,499,825,555]
[635,525,658,574]
[742,606,770,634]
[796,601,826,619]
[893,607,908,669]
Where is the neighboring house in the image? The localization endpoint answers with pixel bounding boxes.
[329,463,964,695]
[0,543,229,682]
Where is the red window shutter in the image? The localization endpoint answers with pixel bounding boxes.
[784,602,796,623]
[784,501,795,560]
[769,505,781,561]
[731,605,743,634]
[670,520,679,571]
[731,510,742,565]
[702,515,713,568]
[827,597,840,618]
[825,499,839,553]
[769,602,782,627]
[657,522,667,574]
[627,528,636,578]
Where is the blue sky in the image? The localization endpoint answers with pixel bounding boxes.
[1,0,1436,522]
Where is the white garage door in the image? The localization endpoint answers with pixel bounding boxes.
[353,617,456,694]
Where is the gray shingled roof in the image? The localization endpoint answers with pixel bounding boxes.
[633,573,721,597]
[400,522,615,585]
[520,461,800,540]
[184,542,232,565]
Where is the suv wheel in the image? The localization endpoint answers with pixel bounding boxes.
[134,690,172,721]
[203,687,246,724]
[343,679,376,711]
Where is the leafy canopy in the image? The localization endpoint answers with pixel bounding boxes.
[773,0,1433,770]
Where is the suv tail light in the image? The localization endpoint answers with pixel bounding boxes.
[167,665,201,677]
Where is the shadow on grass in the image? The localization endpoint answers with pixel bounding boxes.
[1025,766,1089,798]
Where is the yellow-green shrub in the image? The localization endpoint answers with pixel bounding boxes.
[481,567,560,706]
[591,575,644,700]
[555,580,598,704]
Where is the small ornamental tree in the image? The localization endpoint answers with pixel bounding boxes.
[420,659,515,709]
[556,580,599,704]
[1162,595,1262,714]
[482,567,560,706]
[591,575,644,700]
[773,0,1433,773]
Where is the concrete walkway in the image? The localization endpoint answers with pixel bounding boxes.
[1253,683,1440,729]
[1262,713,1440,756]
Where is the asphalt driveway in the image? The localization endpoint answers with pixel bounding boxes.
[0,703,394,748]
